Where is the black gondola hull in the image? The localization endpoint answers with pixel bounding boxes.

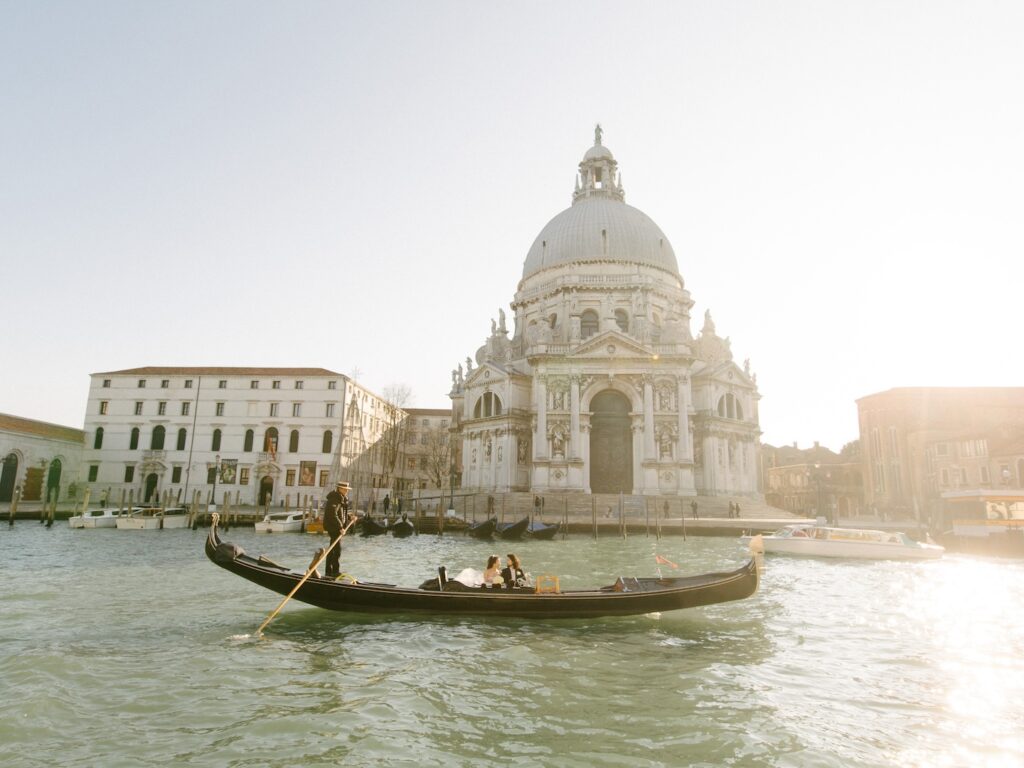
[496,516,531,541]
[205,528,759,618]
[467,518,497,540]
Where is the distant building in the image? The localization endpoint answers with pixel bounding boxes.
[81,367,394,508]
[396,408,453,496]
[762,441,863,520]
[856,387,1024,524]
[0,413,84,503]
[450,128,761,499]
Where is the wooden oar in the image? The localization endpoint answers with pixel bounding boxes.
[255,515,358,637]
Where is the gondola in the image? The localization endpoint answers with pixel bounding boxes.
[496,516,531,541]
[359,516,389,537]
[525,520,560,541]
[467,518,498,540]
[204,525,760,618]
[391,516,415,538]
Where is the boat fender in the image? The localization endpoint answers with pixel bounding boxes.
[214,542,245,563]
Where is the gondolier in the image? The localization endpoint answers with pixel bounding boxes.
[323,481,351,578]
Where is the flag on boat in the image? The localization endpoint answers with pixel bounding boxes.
[654,554,678,569]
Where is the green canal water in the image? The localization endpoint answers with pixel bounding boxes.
[1,523,1022,767]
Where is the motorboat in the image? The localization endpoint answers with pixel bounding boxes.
[68,507,125,529]
[741,524,944,560]
[205,525,760,619]
[116,507,186,530]
[254,511,305,534]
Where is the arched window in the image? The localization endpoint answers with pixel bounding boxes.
[322,430,333,454]
[581,310,599,338]
[289,429,299,453]
[176,428,187,451]
[614,309,629,333]
[129,427,139,450]
[211,429,222,452]
[264,427,278,454]
[151,425,165,450]
[243,429,254,452]
[473,392,503,418]
[716,394,743,420]
[93,427,104,450]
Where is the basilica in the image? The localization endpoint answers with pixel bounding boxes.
[450,128,761,499]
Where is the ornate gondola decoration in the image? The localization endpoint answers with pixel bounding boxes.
[205,526,759,619]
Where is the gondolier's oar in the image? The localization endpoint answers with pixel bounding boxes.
[255,515,358,637]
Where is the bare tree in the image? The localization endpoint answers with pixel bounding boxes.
[379,385,412,491]
[422,425,452,490]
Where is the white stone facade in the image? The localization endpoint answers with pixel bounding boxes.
[0,413,84,503]
[81,367,393,507]
[451,129,761,498]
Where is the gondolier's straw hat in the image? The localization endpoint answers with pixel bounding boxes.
[336,481,351,490]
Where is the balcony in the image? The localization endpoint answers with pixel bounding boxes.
[142,450,166,462]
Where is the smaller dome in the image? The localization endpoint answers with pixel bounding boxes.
[583,143,613,162]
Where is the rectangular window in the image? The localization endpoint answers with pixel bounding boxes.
[407,432,417,444]
[124,466,135,483]
[292,403,301,417]
[295,381,304,390]
[216,402,225,417]
[421,434,428,445]
[940,468,949,486]
[250,380,259,389]
[88,465,99,482]
[134,401,143,415]
[158,401,167,415]
[270,403,279,417]
[138,379,146,388]
[328,381,337,390]
[960,467,968,484]
[102,379,111,388]
[161,379,169,388]
[171,466,182,483]
[407,457,417,470]
[181,402,190,416]
[240,468,250,485]
[99,401,109,415]
[184,380,193,389]
[207,467,217,484]
[218,380,227,389]
[272,380,281,389]
[286,469,296,486]
[319,470,329,487]
[980,466,990,484]
[325,403,335,417]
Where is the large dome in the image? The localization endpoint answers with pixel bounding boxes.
[522,197,678,279]
[521,128,679,281]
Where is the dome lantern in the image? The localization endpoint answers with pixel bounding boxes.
[573,124,624,204]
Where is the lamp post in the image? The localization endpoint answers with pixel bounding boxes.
[211,454,220,509]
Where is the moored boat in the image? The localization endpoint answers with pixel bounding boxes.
[116,507,187,530]
[467,518,497,540]
[254,511,305,533]
[741,524,944,560]
[496,516,531,541]
[391,515,415,538]
[69,507,127,529]
[525,520,560,540]
[359,516,389,537]
[205,525,760,618]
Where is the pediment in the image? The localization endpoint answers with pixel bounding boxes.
[695,359,753,387]
[568,330,653,359]
[464,362,512,388]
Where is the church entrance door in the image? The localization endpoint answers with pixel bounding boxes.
[589,390,632,494]
[259,476,274,506]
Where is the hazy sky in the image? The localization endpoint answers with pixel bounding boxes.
[2,1,1022,451]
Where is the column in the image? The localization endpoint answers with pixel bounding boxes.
[535,376,547,460]
[569,375,580,459]
[677,376,690,460]
[643,375,656,459]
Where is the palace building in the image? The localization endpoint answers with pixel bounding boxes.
[450,128,762,499]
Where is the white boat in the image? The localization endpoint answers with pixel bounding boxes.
[253,511,305,533]
[741,524,944,560]
[68,508,123,529]
[116,507,187,530]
